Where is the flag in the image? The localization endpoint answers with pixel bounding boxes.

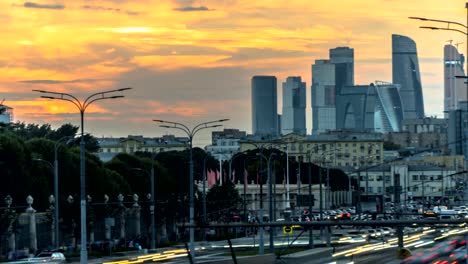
[244,168,249,192]
[208,170,216,187]
[232,170,236,184]
[216,170,220,181]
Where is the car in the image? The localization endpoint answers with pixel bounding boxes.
[335,212,351,220]
[29,251,66,263]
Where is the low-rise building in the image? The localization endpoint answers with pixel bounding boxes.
[97,135,188,162]
[239,131,384,167]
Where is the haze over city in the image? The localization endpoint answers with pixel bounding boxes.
[1,0,467,146]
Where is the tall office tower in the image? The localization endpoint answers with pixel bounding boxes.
[282,76,306,135]
[329,47,354,94]
[392,34,425,119]
[312,60,336,134]
[374,81,404,133]
[251,76,278,136]
[444,44,466,117]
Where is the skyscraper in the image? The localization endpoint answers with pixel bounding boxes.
[282,76,306,135]
[312,60,336,134]
[444,43,466,117]
[336,82,403,133]
[392,34,425,119]
[312,47,354,134]
[330,47,354,94]
[251,76,278,136]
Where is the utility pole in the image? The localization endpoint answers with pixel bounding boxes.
[394,173,404,250]
[307,154,314,249]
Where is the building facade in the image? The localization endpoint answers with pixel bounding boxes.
[312,47,354,135]
[312,59,336,134]
[392,34,425,119]
[374,81,404,132]
[282,76,306,135]
[329,46,354,95]
[342,163,456,204]
[239,131,384,168]
[444,44,466,117]
[0,104,13,124]
[383,117,448,154]
[336,82,403,133]
[97,135,188,161]
[448,101,468,158]
[251,76,278,137]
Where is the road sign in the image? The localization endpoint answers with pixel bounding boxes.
[283,225,293,235]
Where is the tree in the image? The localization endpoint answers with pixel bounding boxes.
[384,141,401,150]
[206,182,242,223]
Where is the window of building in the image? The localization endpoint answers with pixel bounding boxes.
[413,186,419,192]
[420,175,427,181]
[377,187,382,193]
[368,187,373,193]
[437,175,442,180]
[412,175,418,181]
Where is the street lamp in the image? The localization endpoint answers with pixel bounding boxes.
[257,152,278,253]
[33,87,131,264]
[131,155,157,251]
[229,152,245,183]
[52,135,75,248]
[33,135,74,249]
[153,118,228,258]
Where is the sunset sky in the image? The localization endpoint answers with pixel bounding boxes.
[2,0,468,146]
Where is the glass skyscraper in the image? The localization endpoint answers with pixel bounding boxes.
[444,44,466,117]
[392,34,425,119]
[312,47,354,134]
[251,76,278,136]
[336,82,403,133]
[330,47,354,95]
[282,76,306,135]
[312,59,336,134]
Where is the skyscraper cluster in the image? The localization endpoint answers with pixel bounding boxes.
[251,33,444,137]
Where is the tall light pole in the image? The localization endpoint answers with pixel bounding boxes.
[153,118,229,259]
[229,152,244,183]
[202,154,211,242]
[257,152,277,253]
[33,87,131,264]
[53,135,75,248]
[131,154,157,251]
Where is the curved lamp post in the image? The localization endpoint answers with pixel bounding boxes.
[131,157,157,251]
[257,152,278,253]
[153,118,228,259]
[33,87,131,264]
[33,135,74,249]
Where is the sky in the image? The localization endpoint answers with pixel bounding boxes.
[1,0,468,147]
